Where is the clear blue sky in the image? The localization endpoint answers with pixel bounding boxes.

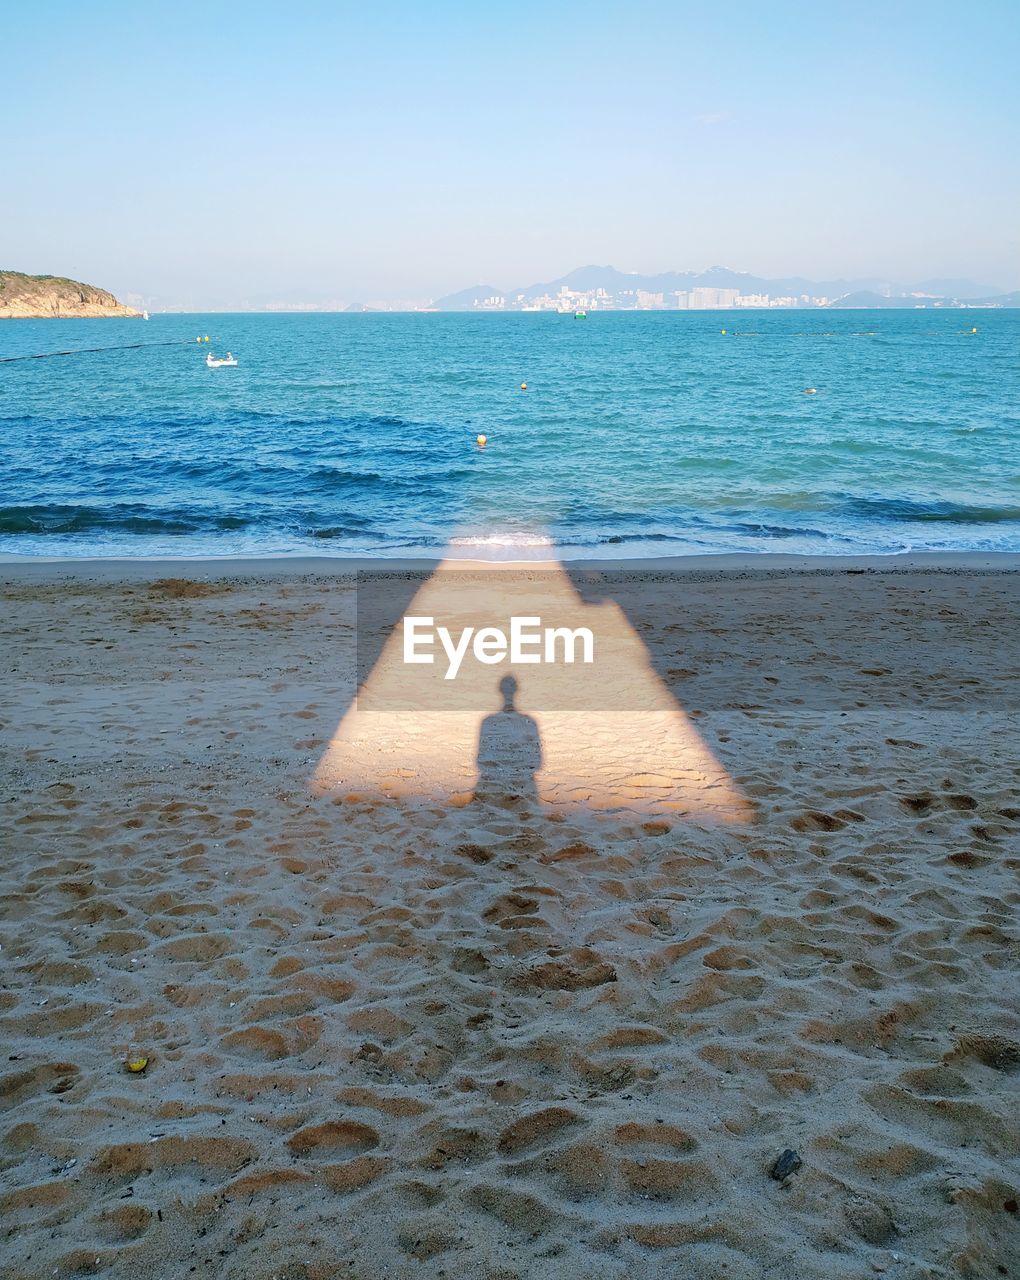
[3,0,1018,306]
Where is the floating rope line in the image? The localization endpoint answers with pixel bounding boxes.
[0,339,199,364]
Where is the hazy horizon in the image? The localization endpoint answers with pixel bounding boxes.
[4,0,1018,308]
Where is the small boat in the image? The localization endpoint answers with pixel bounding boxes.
[574,310,587,319]
[142,310,149,320]
[206,352,237,368]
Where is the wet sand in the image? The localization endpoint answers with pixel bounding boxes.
[1,556,1018,1280]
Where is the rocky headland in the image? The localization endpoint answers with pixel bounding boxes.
[0,270,140,318]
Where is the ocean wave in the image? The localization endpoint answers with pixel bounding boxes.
[307,466,387,490]
[595,531,701,546]
[449,532,555,548]
[588,522,831,546]
[846,497,1020,524]
[304,521,382,539]
[728,521,834,539]
[0,504,254,536]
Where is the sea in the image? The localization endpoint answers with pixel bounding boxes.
[1,310,1018,560]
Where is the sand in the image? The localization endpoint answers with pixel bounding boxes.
[1,555,1018,1280]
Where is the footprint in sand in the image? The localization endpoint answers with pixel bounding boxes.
[286,1119,380,1156]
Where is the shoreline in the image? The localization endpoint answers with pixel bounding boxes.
[2,547,1019,583]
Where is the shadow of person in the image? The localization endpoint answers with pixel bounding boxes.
[474,673,543,806]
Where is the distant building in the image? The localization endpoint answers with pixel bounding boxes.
[689,287,740,309]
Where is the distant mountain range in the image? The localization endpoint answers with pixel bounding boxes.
[433,265,1017,310]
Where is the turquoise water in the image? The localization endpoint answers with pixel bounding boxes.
[1,310,1018,558]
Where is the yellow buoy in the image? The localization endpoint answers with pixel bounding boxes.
[721,329,727,335]
[970,327,977,333]
[520,382,527,391]
[205,335,210,342]
[476,434,487,447]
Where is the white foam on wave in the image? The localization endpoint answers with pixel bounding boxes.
[444,530,558,562]
[448,532,554,548]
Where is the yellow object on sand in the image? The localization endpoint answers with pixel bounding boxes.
[125,1057,148,1073]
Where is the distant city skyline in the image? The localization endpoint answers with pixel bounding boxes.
[117,261,1017,314]
[4,1,1018,307]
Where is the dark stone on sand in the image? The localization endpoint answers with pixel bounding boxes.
[770,1148,803,1180]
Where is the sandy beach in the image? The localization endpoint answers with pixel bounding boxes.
[1,554,1018,1280]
